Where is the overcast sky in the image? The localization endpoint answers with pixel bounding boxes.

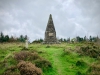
[0,0,100,42]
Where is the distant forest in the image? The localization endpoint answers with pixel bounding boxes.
[0,32,99,43]
[0,32,28,43]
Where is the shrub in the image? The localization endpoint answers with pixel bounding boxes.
[14,51,40,61]
[0,61,6,68]
[76,71,82,75]
[76,60,87,67]
[17,61,42,75]
[77,45,100,58]
[89,49,99,58]
[62,48,71,56]
[93,45,99,49]
[4,66,20,75]
[46,45,50,48]
[87,61,100,75]
[5,66,17,71]
[14,51,30,61]
[35,59,52,70]
[21,47,29,51]
[29,52,40,60]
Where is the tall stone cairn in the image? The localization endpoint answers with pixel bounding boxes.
[44,14,57,44]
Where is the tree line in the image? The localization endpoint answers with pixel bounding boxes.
[0,32,99,43]
[0,32,28,43]
[32,36,99,43]
[59,36,99,43]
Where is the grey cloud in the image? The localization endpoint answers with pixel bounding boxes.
[74,0,100,36]
[0,0,100,42]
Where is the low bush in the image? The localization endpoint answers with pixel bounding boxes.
[35,59,52,70]
[17,61,42,75]
[76,71,82,75]
[14,51,40,61]
[14,51,30,61]
[46,45,50,48]
[76,60,87,67]
[77,45,100,58]
[29,52,40,60]
[4,66,20,75]
[62,48,71,55]
[21,47,29,51]
[87,61,100,75]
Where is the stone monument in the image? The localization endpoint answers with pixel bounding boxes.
[44,14,58,44]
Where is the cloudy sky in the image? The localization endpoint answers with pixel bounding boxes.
[0,0,100,42]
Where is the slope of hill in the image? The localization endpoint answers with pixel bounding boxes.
[0,42,100,75]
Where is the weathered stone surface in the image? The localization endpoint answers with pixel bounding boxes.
[44,14,58,44]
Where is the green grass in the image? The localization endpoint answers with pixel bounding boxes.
[0,43,22,74]
[32,44,97,75]
[0,43,99,75]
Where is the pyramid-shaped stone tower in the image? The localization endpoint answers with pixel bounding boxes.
[44,14,57,44]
